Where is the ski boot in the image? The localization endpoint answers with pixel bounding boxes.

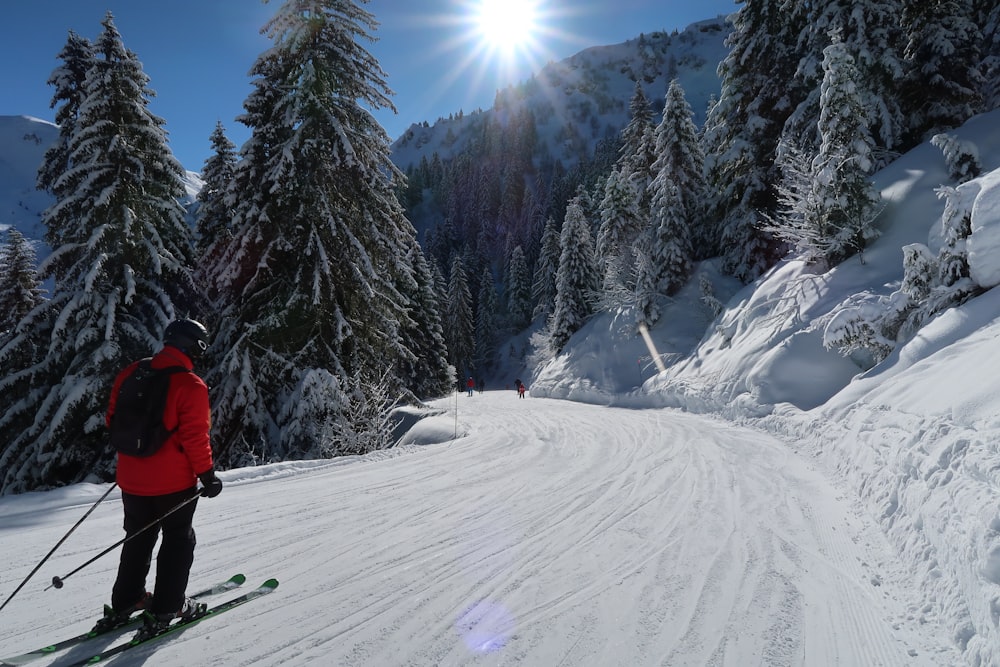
[91,592,152,633]
[133,597,207,642]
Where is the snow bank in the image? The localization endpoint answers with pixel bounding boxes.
[967,168,1000,287]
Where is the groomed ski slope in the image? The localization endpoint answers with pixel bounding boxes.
[0,392,961,666]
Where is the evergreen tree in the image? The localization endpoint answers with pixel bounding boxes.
[194,121,237,307]
[549,197,599,353]
[0,229,45,340]
[506,245,533,330]
[650,79,707,258]
[809,37,881,265]
[396,239,452,399]
[900,0,982,142]
[596,166,641,293]
[979,0,1000,110]
[785,0,906,161]
[703,0,806,282]
[639,180,692,326]
[762,141,826,263]
[209,0,423,462]
[0,13,199,493]
[37,30,93,195]
[931,132,982,184]
[619,82,656,179]
[826,187,980,366]
[444,255,475,376]
[475,266,499,373]
[620,83,658,235]
[593,83,657,301]
[532,216,560,319]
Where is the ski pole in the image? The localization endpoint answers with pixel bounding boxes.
[46,490,201,591]
[0,482,118,612]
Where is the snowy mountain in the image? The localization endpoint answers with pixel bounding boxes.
[388,17,729,172]
[4,13,1000,665]
[0,116,58,247]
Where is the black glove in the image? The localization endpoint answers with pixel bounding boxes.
[198,469,223,498]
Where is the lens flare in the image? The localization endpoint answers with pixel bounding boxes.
[455,598,513,654]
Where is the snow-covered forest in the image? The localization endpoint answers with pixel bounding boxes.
[0,0,997,491]
[0,2,454,494]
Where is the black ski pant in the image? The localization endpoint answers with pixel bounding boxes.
[111,487,198,616]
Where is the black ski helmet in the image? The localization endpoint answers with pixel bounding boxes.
[163,318,209,358]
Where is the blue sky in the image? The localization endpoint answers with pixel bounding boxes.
[0,0,735,171]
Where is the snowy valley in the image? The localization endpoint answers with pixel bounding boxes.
[2,7,1000,665]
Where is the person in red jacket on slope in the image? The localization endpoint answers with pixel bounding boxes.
[95,319,223,639]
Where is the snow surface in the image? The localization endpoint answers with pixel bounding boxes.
[0,394,965,665]
[527,109,1000,665]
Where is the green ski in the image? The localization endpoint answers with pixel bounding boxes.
[0,574,245,666]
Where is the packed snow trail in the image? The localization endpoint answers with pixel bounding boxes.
[0,393,959,666]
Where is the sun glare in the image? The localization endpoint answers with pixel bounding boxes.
[411,0,581,125]
[475,0,539,55]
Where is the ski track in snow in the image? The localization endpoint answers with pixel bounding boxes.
[0,393,961,666]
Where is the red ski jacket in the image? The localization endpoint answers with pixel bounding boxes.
[107,346,214,496]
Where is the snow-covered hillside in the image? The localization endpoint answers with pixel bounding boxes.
[529,109,1000,664]
[0,393,966,665]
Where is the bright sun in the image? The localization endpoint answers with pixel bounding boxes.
[475,0,539,54]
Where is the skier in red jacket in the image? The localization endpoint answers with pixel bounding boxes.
[95,319,223,639]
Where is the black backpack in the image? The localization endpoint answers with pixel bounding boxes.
[109,358,191,457]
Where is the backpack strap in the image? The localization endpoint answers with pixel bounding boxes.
[134,357,192,378]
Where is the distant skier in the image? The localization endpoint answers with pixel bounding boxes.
[518,382,527,399]
[478,378,485,394]
[467,376,475,397]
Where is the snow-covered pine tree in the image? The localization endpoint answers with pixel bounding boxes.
[475,266,499,373]
[620,83,658,233]
[207,0,427,462]
[637,181,692,327]
[825,187,981,368]
[395,239,452,399]
[808,35,881,265]
[619,83,656,179]
[37,30,93,196]
[596,166,641,296]
[532,216,560,319]
[650,79,706,258]
[0,229,45,341]
[506,245,533,330]
[444,255,475,376]
[935,185,974,287]
[0,13,199,493]
[900,0,983,143]
[594,84,657,301]
[549,197,600,353]
[762,140,826,263]
[703,0,805,282]
[194,121,237,307]
[930,133,982,184]
[980,0,1000,111]
[784,0,906,163]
